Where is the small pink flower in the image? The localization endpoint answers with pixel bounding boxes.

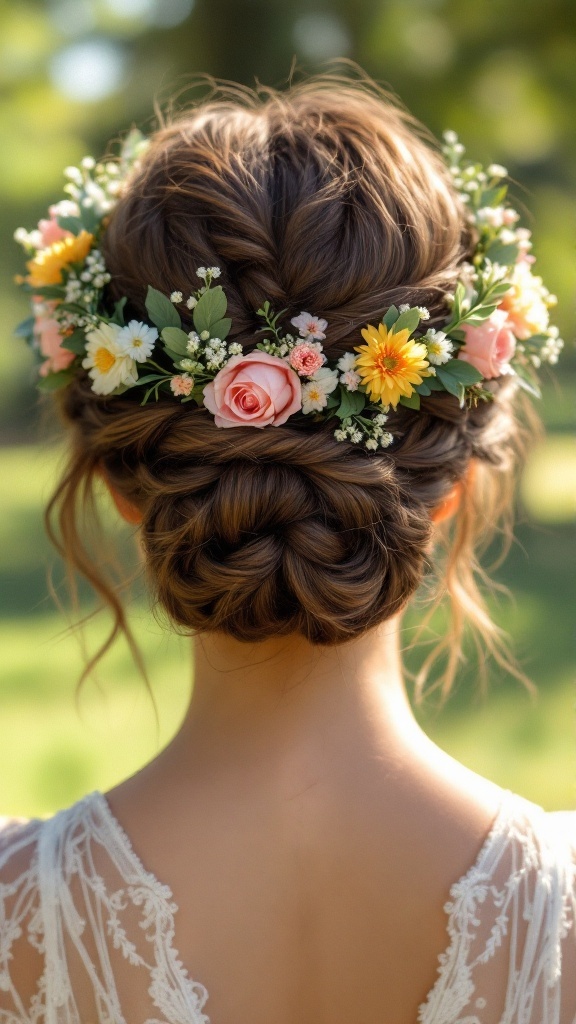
[341,370,361,392]
[459,310,516,380]
[170,374,194,397]
[289,342,324,376]
[36,317,75,376]
[290,311,328,341]
[203,351,302,428]
[37,206,73,248]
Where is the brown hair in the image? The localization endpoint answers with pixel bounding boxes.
[47,74,533,695]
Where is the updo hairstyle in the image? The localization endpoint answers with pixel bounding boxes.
[47,76,532,693]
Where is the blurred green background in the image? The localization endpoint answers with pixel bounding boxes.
[0,0,575,818]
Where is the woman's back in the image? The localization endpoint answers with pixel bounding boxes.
[2,725,576,1023]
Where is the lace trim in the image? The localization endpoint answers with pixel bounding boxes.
[90,792,211,1023]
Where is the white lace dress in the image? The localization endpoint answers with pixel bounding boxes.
[0,791,575,1023]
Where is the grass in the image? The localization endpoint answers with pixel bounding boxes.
[0,441,574,818]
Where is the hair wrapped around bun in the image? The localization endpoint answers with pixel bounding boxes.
[48,75,532,691]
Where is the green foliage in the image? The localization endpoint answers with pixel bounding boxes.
[193,286,228,336]
[335,388,366,419]
[145,287,181,330]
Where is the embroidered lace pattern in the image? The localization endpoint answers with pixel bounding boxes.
[0,791,575,1023]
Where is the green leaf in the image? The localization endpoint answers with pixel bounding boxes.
[163,346,186,364]
[60,328,87,354]
[132,373,168,386]
[209,317,232,340]
[415,381,432,396]
[440,358,484,385]
[56,215,83,234]
[25,285,65,299]
[145,286,181,330]
[479,185,507,206]
[193,285,227,335]
[15,316,35,339]
[462,307,497,326]
[392,308,421,336]
[485,241,519,266]
[513,366,541,399]
[436,367,466,402]
[426,375,446,391]
[37,370,75,391]
[399,392,421,410]
[161,326,190,355]
[78,202,99,234]
[381,305,399,330]
[111,298,127,326]
[335,389,366,419]
[324,393,340,409]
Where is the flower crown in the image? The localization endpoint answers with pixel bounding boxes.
[14,128,562,450]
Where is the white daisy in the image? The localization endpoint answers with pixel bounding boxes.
[117,321,158,362]
[301,368,338,414]
[425,329,453,366]
[82,322,138,396]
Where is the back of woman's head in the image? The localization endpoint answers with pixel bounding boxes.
[49,75,532,692]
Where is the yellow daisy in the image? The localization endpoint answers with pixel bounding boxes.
[354,323,431,408]
[26,231,94,288]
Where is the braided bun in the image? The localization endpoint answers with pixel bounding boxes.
[49,75,532,688]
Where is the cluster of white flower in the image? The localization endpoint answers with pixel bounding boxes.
[336,352,361,391]
[181,329,243,375]
[334,412,393,450]
[62,157,122,216]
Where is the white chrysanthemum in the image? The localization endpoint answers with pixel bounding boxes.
[380,432,393,448]
[117,321,158,362]
[187,332,200,354]
[170,291,183,303]
[82,322,138,396]
[351,430,363,444]
[374,412,389,426]
[417,306,430,321]
[186,295,197,309]
[334,429,347,441]
[425,329,453,366]
[365,438,378,451]
[336,351,356,372]
[228,342,243,355]
[398,304,410,313]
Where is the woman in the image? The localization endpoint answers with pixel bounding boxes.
[2,76,574,1023]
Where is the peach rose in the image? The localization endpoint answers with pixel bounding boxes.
[36,317,75,376]
[459,309,516,380]
[203,351,302,428]
[37,206,73,248]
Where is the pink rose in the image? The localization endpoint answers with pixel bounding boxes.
[203,351,302,428]
[36,317,75,376]
[459,310,516,380]
[37,206,73,248]
[289,342,324,376]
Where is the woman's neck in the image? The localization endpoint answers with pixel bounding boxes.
[161,616,425,788]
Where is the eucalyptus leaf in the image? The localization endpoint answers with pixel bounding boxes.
[161,326,190,355]
[111,298,127,326]
[193,286,227,335]
[440,358,484,384]
[415,381,432,396]
[37,370,75,391]
[436,368,465,402]
[208,317,232,340]
[56,215,83,234]
[399,392,421,410]
[381,305,399,330]
[335,389,366,419]
[324,393,340,409]
[392,308,421,336]
[425,375,446,391]
[485,241,519,266]
[14,316,35,339]
[145,286,181,330]
[513,367,541,399]
[60,329,87,355]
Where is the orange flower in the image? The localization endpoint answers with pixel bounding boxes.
[499,261,550,340]
[354,323,431,408]
[26,230,94,288]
